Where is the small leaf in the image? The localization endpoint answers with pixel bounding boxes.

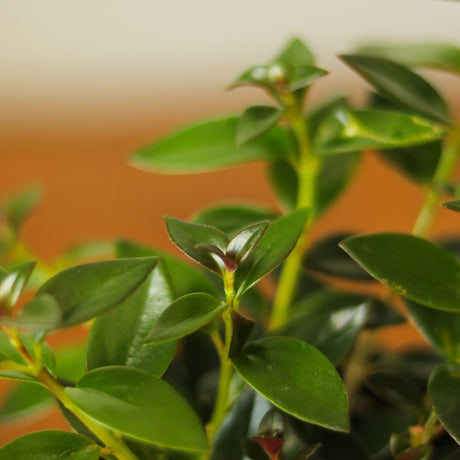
[235,208,309,296]
[145,293,226,344]
[165,216,229,274]
[0,261,36,311]
[274,37,315,68]
[232,336,349,431]
[443,200,460,213]
[226,221,269,264]
[37,257,159,328]
[236,106,284,147]
[341,233,460,312]
[340,54,450,124]
[0,431,100,460]
[304,233,374,280]
[66,366,208,452]
[131,116,294,174]
[428,362,460,444]
[286,65,328,92]
[0,187,42,233]
[356,42,460,75]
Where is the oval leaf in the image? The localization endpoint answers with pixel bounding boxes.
[232,336,349,431]
[428,362,460,444]
[66,366,208,452]
[0,261,36,311]
[340,54,450,124]
[0,430,100,460]
[443,200,460,213]
[341,233,460,312]
[131,116,294,174]
[37,257,158,328]
[145,293,226,344]
[227,221,269,264]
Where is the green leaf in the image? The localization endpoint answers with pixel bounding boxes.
[227,222,269,264]
[87,260,177,377]
[236,106,284,147]
[165,216,229,274]
[285,65,328,92]
[340,54,450,124]
[406,299,460,363]
[66,366,208,452]
[116,239,218,297]
[267,160,297,211]
[304,233,374,280]
[232,336,349,431]
[235,208,309,296]
[364,298,405,329]
[145,293,226,344]
[0,430,100,460]
[312,108,445,155]
[274,37,315,68]
[428,362,460,444]
[0,187,42,233]
[281,289,370,364]
[131,116,294,174]
[36,257,158,328]
[356,42,460,75]
[341,233,460,312]
[443,200,460,213]
[0,261,36,311]
[58,240,114,265]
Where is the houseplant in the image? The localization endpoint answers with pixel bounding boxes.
[0,36,460,459]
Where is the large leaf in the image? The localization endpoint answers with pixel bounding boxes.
[341,233,460,311]
[66,366,208,452]
[340,54,450,124]
[428,362,460,444]
[87,261,177,377]
[356,43,460,75]
[0,430,100,460]
[232,336,349,431]
[235,208,309,296]
[36,257,158,328]
[406,299,460,363]
[312,108,445,155]
[145,293,226,344]
[131,116,294,174]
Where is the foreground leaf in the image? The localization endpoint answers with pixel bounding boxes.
[232,336,349,431]
[341,233,460,311]
[131,116,294,174]
[66,366,208,452]
[0,430,100,460]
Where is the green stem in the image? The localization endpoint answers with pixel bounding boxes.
[269,98,319,330]
[412,120,460,237]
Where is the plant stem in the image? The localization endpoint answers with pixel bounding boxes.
[269,98,319,330]
[412,120,460,237]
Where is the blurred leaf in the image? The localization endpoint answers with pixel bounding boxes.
[341,233,460,311]
[66,366,208,452]
[232,336,349,431]
[0,430,100,460]
[268,160,297,211]
[58,240,114,264]
[145,293,226,344]
[304,233,374,280]
[285,65,328,92]
[429,362,460,444]
[340,54,450,124]
[0,261,36,311]
[0,187,42,233]
[274,37,315,68]
[443,200,460,213]
[236,106,284,147]
[364,298,405,329]
[235,208,309,297]
[131,116,294,174]
[87,261,177,377]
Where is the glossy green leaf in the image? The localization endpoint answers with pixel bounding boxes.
[116,239,218,297]
[37,257,158,328]
[145,293,226,344]
[165,216,228,274]
[428,362,460,444]
[66,366,208,452]
[341,233,460,311]
[304,233,374,280]
[285,65,328,92]
[235,208,309,296]
[281,290,370,364]
[312,108,445,155]
[0,187,42,232]
[406,299,460,363]
[443,200,460,213]
[236,106,284,147]
[131,116,294,174]
[227,222,269,264]
[340,54,450,124]
[232,336,349,431]
[0,430,100,460]
[274,37,315,68]
[356,42,460,74]
[0,261,36,311]
[87,261,177,377]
